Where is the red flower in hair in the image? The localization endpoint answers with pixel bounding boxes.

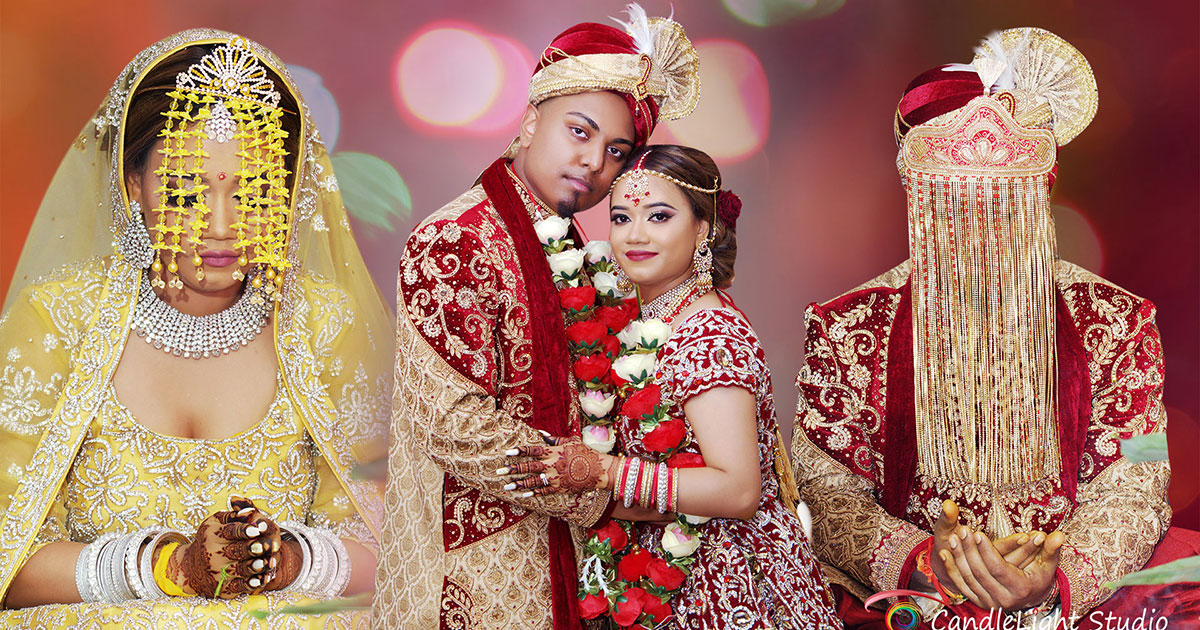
[715,190,742,230]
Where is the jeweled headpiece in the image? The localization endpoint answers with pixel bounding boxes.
[898,28,1095,533]
[528,4,701,145]
[610,150,723,246]
[149,36,291,296]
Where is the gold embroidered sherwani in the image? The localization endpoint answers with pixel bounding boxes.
[374,160,611,629]
[792,259,1171,620]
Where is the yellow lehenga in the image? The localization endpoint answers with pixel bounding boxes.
[0,30,391,629]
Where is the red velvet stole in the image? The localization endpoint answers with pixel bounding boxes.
[881,282,1091,520]
[480,158,581,630]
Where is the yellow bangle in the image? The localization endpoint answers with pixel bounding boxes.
[154,541,188,597]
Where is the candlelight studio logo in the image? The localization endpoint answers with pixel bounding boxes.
[885,601,922,630]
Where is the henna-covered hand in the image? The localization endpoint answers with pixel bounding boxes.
[500,435,616,496]
[171,496,282,599]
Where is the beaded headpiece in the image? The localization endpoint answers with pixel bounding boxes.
[149,36,291,296]
[610,150,722,242]
[897,28,1095,532]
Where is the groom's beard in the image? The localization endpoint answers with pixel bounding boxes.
[556,192,582,218]
[907,172,1061,498]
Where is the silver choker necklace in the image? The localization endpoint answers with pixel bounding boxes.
[132,274,271,359]
[640,276,701,323]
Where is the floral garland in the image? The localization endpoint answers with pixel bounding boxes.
[533,217,709,629]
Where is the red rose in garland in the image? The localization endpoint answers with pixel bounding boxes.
[579,592,609,619]
[565,320,608,352]
[641,594,673,623]
[668,452,706,469]
[617,547,652,582]
[600,335,621,358]
[595,305,635,333]
[559,286,597,314]
[642,417,687,453]
[574,354,611,383]
[646,557,687,590]
[621,383,661,421]
[613,586,647,626]
[593,520,627,552]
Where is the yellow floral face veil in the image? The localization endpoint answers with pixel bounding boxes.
[0,29,391,597]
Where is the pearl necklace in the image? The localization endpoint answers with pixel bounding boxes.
[132,273,271,359]
[640,277,702,323]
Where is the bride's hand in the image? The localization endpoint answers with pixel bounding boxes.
[499,435,619,496]
[170,497,282,598]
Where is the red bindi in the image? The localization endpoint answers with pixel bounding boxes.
[218,172,227,181]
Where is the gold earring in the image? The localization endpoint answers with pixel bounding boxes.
[693,240,713,293]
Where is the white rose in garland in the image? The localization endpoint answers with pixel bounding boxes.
[617,320,672,351]
[661,522,701,557]
[612,353,656,385]
[580,424,616,453]
[578,390,617,419]
[547,249,586,283]
[582,240,614,265]
[534,215,571,245]
[591,271,621,298]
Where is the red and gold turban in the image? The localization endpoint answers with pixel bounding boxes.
[893,27,1097,148]
[528,4,700,145]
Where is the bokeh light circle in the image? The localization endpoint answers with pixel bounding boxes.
[287,65,340,152]
[464,35,534,133]
[395,24,503,128]
[664,40,770,163]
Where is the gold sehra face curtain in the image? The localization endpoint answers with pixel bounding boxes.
[0,28,392,603]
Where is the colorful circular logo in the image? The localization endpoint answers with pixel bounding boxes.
[885,601,923,630]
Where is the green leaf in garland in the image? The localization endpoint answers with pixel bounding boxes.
[330,152,412,232]
[1103,555,1200,589]
[1121,434,1169,463]
[246,592,373,620]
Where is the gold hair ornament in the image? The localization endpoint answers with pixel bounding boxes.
[149,36,291,296]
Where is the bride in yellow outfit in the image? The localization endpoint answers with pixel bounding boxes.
[0,29,390,628]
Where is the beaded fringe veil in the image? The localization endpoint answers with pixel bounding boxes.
[907,169,1060,489]
[900,96,1062,496]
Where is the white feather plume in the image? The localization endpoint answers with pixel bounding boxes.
[975,30,1015,92]
[611,3,656,57]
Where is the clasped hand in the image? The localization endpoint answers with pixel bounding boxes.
[167,497,289,598]
[930,500,1062,612]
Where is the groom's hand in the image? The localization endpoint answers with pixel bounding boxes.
[499,435,615,496]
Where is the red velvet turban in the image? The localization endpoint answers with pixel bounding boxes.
[533,22,661,145]
[894,65,984,143]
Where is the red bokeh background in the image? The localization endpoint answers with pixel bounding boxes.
[1,0,1195,528]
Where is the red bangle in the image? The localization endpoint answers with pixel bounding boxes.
[918,547,965,606]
